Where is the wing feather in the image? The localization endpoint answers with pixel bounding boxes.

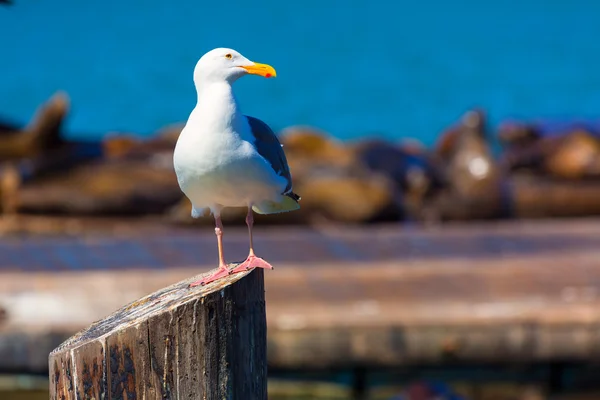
[245,115,300,201]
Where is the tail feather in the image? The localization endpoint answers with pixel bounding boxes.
[252,193,300,214]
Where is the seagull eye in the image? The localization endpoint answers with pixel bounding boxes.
[224,53,232,59]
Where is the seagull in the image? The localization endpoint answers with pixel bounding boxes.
[173,48,300,287]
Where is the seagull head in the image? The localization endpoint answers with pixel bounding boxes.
[193,48,277,86]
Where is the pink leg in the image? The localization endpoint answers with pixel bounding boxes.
[230,206,274,274]
[190,213,229,287]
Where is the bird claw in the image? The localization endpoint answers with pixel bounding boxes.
[229,255,274,274]
[189,266,230,287]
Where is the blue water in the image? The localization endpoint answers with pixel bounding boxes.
[1,0,600,144]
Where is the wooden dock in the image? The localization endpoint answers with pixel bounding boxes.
[2,217,600,373]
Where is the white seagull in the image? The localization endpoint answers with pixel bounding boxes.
[173,48,300,287]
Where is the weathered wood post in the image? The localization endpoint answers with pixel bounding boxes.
[49,268,267,400]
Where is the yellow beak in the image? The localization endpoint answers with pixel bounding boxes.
[241,62,277,78]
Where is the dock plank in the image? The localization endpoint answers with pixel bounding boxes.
[2,219,600,371]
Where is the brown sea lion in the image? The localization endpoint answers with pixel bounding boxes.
[278,126,355,175]
[0,92,108,216]
[429,109,508,221]
[102,134,142,159]
[296,170,397,224]
[102,123,184,160]
[0,163,20,214]
[278,126,400,223]
[543,130,600,179]
[433,109,489,164]
[446,110,499,196]
[500,129,600,180]
[17,156,181,215]
[0,91,69,159]
[434,124,462,164]
[497,121,540,148]
[350,138,444,221]
[512,175,600,218]
[4,117,182,216]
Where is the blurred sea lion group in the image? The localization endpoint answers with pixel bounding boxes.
[2,92,600,227]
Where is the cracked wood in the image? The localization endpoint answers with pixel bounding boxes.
[48,267,267,400]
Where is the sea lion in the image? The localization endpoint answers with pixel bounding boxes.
[499,126,600,180]
[277,126,355,175]
[0,92,108,216]
[16,121,188,216]
[102,122,184,160]
[0,91,69,159]
[429,109,508,221]
[542,130,600,179]
[351,138,443,221]
[497,120,541,148]
[512,174,600,218]
[17,156,181,215]
[446,110,499,196]
[277,126,400,223]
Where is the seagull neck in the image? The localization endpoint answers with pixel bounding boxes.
[196,81,237,108]
[191,81,242,128]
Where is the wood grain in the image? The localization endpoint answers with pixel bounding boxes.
[48,268,267,400]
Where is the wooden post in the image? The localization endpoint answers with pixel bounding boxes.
[48,268,267,400]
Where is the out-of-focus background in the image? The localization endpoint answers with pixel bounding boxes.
[2,1,600,399]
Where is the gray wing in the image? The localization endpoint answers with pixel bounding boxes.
[245,115,300,201]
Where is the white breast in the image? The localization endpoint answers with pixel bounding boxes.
[173,82,286,211]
